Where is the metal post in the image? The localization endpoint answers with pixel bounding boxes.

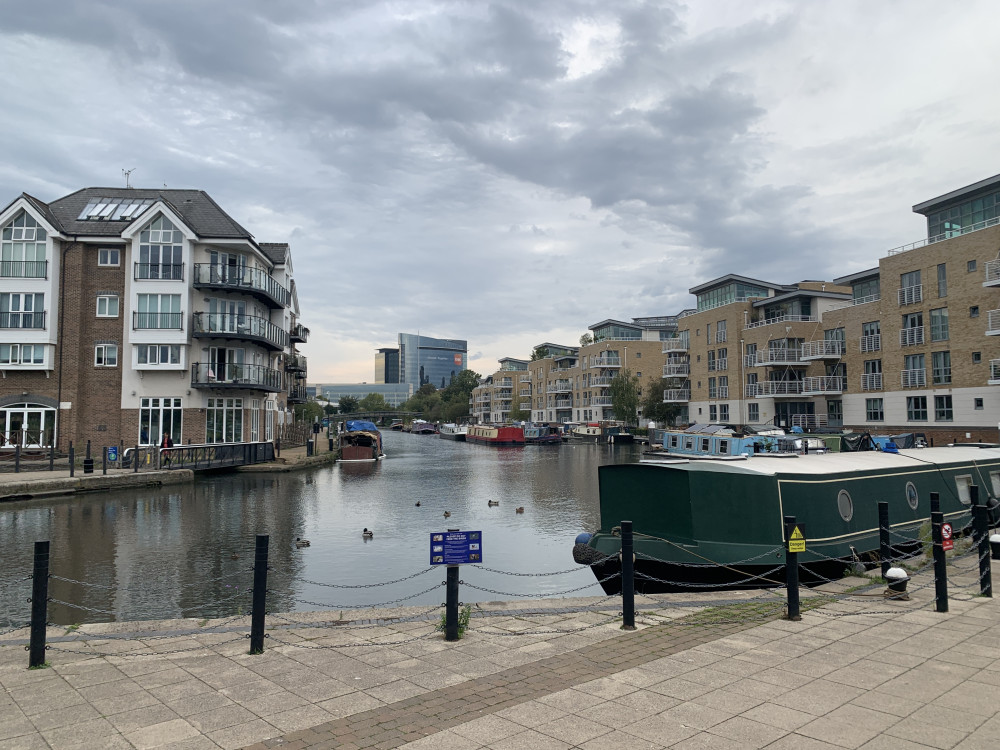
[785,515,801,621]
[930,494,948,613]
[133,445,139,473]
[972,499,992,598]
[102,447,107,476]
[276,436,281,458]
[49,441,54,472]
[445,565,460,641]
[249,534,270,654]
[14,444,20,473]
[28,541,50,668]
[878,501,891,579]
[930,491,940,515]
[83,440,93,474]
[68,442,74,477]
[621,520,636,630]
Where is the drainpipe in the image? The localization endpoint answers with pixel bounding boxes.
[54,238,74,452]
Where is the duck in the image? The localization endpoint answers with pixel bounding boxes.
[443,511,451,518]
[230,553,240,560]
[415,501,421,507]
[295,537,311,548]
[488,500,499,507]
[362,528,373,539]
[515,507,524,514]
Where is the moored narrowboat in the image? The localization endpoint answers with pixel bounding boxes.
[523,424,562,445]
[467,425,525,446]
[338,420,385,462]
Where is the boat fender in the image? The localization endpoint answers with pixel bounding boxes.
[575,532,592,545]
[572,543,606,566]
[985,496,1000,527]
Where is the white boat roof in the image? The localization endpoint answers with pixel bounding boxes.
[639,446,1000,477]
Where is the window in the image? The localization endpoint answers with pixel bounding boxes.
[747,403,759,422]
[635,351,641,358]
[971,306,980,318]
[708,377,716,398]
[719,404,729,421]
[0,344,44,365]
[906,482,919,510]
[0,293,45,328]
[975,398,984,410]
[932,351,951,385]
[135,294,182,329]
[139,397,182,446]
[837,490,854,522]
[934,395,953,421]
[907,396,928,421]
[207,397,243,443]
[866,398,884,421]
[717,347,727,370]
[968,260,978,273]
[94,344,118,367]
[707,351,716,371]
[955,475,973,505]
[899,269,922,305]
[137,217,183,279]
[96,295,119,318]
[937,263,947,297]
[98,248,120,267]
[136,345,181,366]
[709,405,717,422]
[2,211,47,278]
[930,308,949,341]
[973,351,982,364]
[716,320,727,342]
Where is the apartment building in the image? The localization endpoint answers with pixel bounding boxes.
[0,188,308,450]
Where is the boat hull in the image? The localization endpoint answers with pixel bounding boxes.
[439,431,466,441]
[467,425,525,446]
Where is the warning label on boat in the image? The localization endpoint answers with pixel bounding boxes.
[786,524,806,553]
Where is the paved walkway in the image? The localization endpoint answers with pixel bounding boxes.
[1,554,998,749]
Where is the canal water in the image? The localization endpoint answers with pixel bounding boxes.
[0,431,644,626]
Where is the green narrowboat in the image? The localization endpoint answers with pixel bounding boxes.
[576,446,1000,592]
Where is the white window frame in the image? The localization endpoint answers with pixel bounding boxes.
[96,295,119,318]
[0,343,45,366]
[98,248,120,267]
[135,344,182,367]
[95,344,118,367]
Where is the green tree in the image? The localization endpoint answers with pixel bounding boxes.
[401,383,442,420]
[640,377,684,426]
[438,369,480,422]
[529,346,549,361]
[294,400,325,423]
[579,333,593,346]
[323,403,337,416]
[358,393,391,412]
[508,397,529,422]
[608,368,640,426]
[338,395,359,414]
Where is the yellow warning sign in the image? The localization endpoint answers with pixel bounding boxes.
[787,525,806,553]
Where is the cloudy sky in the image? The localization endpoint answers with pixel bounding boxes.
[2,0,998,382]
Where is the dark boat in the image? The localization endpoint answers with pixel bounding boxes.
[338,420,385,462]
[523,424,562,445]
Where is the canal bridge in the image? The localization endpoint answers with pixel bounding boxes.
[124,441,276,472]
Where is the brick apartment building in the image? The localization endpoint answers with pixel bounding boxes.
[474,173,1000,445]
[0,188,308,451]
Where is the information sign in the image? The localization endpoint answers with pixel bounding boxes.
[107,446,118,462]
[785,523,806,553]
[430,530,483,565]
[941,522,954,551]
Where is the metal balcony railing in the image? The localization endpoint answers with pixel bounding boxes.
[549,380,572,393]
[900,327,925,347]
[987,310,1000,335]
[133,312,183,330]
[192,312,288,351]
[0,311,46,329]
[285,353,307,372]
[901,369,926,388]
[990,360,1000,383]
[662,339,688,353]
[888,215,1000,256]
[593,356,621,367]
[802,376,845,395]
[287,384,307,403]
[898,284,923,306]
[744,315,816,330]
[191,362,283,392]
[861,373,883,391]
[663,364,690,377]
[716,330,727,343]
[192,264,290,308]
[860,334,881,352]
[0,260,47,278]
[134,262,184,281]
[852,293,880,305]
[753,381,804,397]
[801,340,845,359]
[755,348,804,366]
[590,376,614,386]
[290,323,309,343]
[592,396,612,406]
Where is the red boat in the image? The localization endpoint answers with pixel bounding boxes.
[466,425,525,446]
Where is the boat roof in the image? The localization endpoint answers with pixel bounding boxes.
[633,446,1000,477]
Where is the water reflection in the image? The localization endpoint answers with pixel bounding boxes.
[0,431,642,625]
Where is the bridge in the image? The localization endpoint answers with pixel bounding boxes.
[124,442,276,472]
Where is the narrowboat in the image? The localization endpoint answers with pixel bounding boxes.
[439,423,468,441]
[410,420,439,435]
[466,425,525,446]
[338,420,385,462]
[645,423,828,461]
[568,421,633,444]
[524,424,562,445]
[574,445,1000,593]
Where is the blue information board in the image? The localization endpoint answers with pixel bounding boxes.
[107,446,119,462]
[430,530,482,565]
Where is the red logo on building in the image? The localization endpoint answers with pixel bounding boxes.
[454,354,462,366]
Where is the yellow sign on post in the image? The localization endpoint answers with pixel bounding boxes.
[787,524,806,553]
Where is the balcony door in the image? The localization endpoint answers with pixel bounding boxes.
[1,403,54,447]
[208,298,246,333]
[210,347,245,382]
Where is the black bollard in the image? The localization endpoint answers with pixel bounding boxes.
[83,440,93,474]
[621,520,636,630]
[249,534,270,654]
[445,565,460,641]
[930,492,940,515]
[28,541,50,668]
[930,494,948,613]
[879,501,891,579]
[102,447,107,476]
[14,444,20,473]
[49,441,54,472]
[784,515,801,621]
[971,488,992,597]
[69,442,74,477]
[133,445,139,473]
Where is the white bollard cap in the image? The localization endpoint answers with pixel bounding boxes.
[885,567,908,580]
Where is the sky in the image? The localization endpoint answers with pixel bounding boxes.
[2,0,999,383]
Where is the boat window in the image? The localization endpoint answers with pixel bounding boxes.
[990,471,1000,497]
[905,482,919,511]
[701,438,710,452]
[837,490,854,522]
[670,435,679,448]
[684,437,694,450]
[955,474,973,504]
[719,440,728,455]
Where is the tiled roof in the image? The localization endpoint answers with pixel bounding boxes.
[259,243,289,264]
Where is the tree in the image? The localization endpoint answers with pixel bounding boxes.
[438,369,481,422]
[640,377,684,426]
[508,397,529,423]
[294,400,325,423]
[400,383,442,419]
[338,395,359,414]
[358,393,391,412]
[579,333,593,346]
[529,346,549,361]
[322,403,337,416]
[608,368,640,426]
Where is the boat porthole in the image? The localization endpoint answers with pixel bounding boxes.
[837,489,854,522]
[905,482,919,511]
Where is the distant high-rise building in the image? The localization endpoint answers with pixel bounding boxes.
[375,347,399,384]
[397,333,467,389]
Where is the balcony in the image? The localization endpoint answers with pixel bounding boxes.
[192,312,288,351]
[716,330,727,343]
[593,356,621,367]
[900,327,925,347]
[134,262,184,281]
[861,373,883,391]
[901,369,926,388]
[285,353,307,373]
[801,340,845,360]
[590,376,614,387]
[663,389,690,402]
[290,323,309,344]
[133,312,183,330]
[662,339,688,353]
[0,311,46,329]
[663,363,690,377]
[592,396,612,406]
[987,310,1000,335]
[802,376,845,395]
[519,390,531,397]
[990,360,1000,385]
[744,315,817,330]
[754,348,805,366]
[192,264,290,309]
[852,293,880,306]
[287,384,307,404]
[191,362,283,392]
[554,398,572,408]
[752,381,804,398]
[860,334,881,353]
[707,386,729,399]
[985,260,1000,287]
[549,380,572,393]
[0,260,47,278]
[898,284,923,306]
